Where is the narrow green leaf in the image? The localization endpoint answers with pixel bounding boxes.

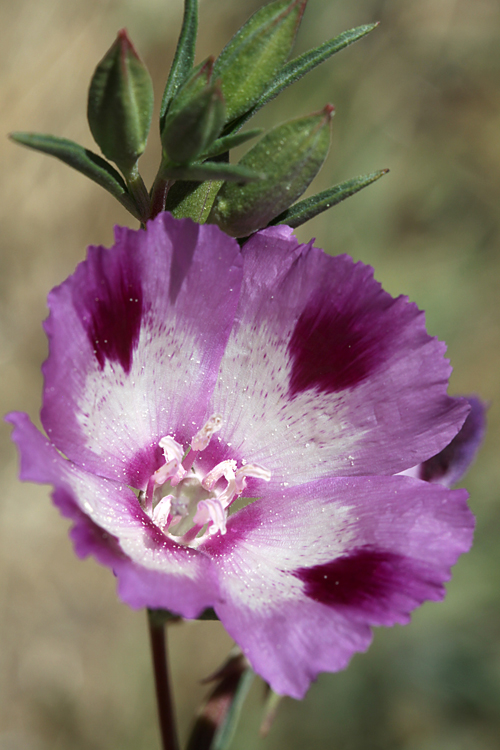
[269,169,389,228]
[224,23,377,134]
[160,0,198,127]
[10,132,141,219]
[162,161,263,183]
[260,23,377,108]
[201,128,263,160]
[186,650,254,750]
[212,669,254,750]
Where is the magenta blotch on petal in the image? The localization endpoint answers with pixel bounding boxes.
[76,245,143,374]
[293,548,442,616]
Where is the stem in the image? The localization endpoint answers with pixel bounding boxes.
[148,609,180,750]
[125,162,151,223]
[150,174,173,219]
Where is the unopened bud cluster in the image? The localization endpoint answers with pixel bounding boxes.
[11,0,385,234]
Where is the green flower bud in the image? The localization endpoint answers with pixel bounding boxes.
[208,104,333,237]
[162,57,214,128]
[213,0,308,123]
[162,82,226,165]
[87,29,154,176]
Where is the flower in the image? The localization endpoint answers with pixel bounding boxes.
[7,213,478,698]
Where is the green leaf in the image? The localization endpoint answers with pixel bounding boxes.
[9,132,141,219]
[186,650,254,750]
[269,169,389,228]
[87,29,154,175]
[209,105,333,237]
[160,0,198,127]
[161,161,263,183]
[213,0,307,122]
[212,669,254,750]
[224,23,377,134]
[201,128,263,160]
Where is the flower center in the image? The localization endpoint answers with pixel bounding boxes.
[139,415,271,547]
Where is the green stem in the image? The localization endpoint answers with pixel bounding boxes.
[147,609,180,750]
[125,162,151,223]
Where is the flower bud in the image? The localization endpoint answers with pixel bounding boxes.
[209,104,333,237]
[213,0,308,123]
[87,29,154,175]
[161,82,226,165]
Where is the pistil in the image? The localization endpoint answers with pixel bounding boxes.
[141,415,271,546]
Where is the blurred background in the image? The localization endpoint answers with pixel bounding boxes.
[1,0,499,748]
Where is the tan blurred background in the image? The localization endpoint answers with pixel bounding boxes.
[1,0,500,748]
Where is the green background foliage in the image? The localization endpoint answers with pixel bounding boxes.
[1,0,499,748]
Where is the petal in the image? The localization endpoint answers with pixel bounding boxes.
[41,214,243,487]
[407,396,486,487]
[6,412,217,617]
[205,227,468,484]
[201,475,474,698]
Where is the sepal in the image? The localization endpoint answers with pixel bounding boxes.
[166,180,224,223]
[87,29,154,175]
[208,105,333,237]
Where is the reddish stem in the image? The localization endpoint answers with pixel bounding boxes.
[147,610,180,750]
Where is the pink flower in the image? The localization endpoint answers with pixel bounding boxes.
[7,213,477,698]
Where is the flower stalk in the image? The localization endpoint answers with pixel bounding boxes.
[148,609,180,750]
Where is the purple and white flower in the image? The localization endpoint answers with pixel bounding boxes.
[8,213,480,698]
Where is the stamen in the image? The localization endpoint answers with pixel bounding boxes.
[235,463,272,493]
[142,430,271,547]
[152,495,173,530]
[153,436,186,487]
[202,459,237,491]
[193,498,227,536]
[190,413,223,451]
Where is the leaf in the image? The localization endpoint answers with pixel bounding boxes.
[201,128,263,160]
[160,0,199,128]
[186,649,254,750]
[161,161,263,183]
[10,132,141,219]
[212,669,254,750]
[224,23,378,134]
[269,169,389,228]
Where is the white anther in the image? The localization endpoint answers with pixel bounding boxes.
[190,413,223,451]
[153,436,186,486]
[202,459,237,491]
[234,463,272,493]
[152,495,173,530]
[193,498,227,536]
